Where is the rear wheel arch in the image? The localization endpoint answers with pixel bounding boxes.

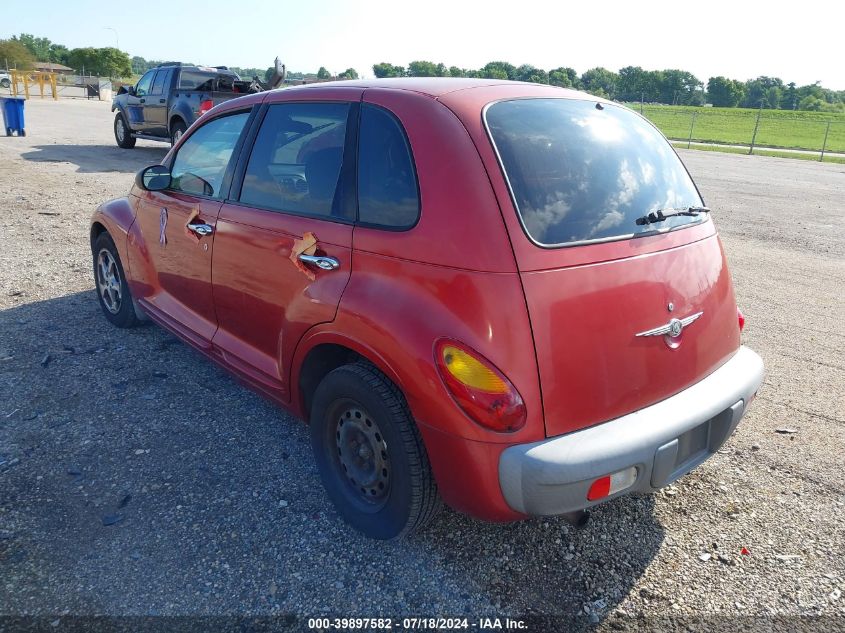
[295,339,408,423]
[169,115,187,134]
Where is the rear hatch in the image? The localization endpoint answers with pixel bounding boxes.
[484,98,740,437]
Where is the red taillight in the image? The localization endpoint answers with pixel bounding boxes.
[586,467,638,501]
[587,476,611,501]
[434,340,526,432]
[198,99,214,116]
[737,307,745,332]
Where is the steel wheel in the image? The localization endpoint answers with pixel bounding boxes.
[334,403,391,509]
[310,363,441,539]
[96,248,122,314]
[172,128,183,143]
[115,117,126,143]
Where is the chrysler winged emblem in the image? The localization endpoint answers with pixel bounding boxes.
[636,311,703,338]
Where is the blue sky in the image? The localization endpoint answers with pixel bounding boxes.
[4,0,842,88]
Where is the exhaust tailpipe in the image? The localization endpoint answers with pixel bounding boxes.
[562,510,590,529]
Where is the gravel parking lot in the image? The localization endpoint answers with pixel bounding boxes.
[1,98,843,631]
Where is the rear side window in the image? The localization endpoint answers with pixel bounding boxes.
[238,103,350,219]
[485,99,704,246]
[150,69,171,96]
[170,111,250,198]
[357,105,419,229]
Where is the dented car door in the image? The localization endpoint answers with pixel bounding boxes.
[209,99,357,398]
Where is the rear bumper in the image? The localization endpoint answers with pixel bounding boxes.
[499,346,764,515]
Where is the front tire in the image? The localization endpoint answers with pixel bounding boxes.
[92,232,140,328]
[0,78,10,89]
[114,113,136,149]
[310,363,440,539]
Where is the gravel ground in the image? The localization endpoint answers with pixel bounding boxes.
[1,99,843,631]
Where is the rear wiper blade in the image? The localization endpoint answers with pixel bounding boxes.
[635,206,710,226]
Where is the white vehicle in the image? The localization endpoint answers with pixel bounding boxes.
[0,72,11,89]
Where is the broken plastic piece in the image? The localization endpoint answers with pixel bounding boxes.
[184,207,200,240]
[290,231,318,281]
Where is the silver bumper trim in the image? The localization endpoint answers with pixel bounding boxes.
[499,346,764,515]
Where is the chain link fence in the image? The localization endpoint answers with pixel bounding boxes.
[631,105,845,162]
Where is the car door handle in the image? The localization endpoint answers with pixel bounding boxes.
[187,222,213,236]
[159,98,165,104]
[140,98,145,104]
[298,254,340,270]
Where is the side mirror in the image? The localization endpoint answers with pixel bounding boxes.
[126,85,136,96]
[136,164,171,191]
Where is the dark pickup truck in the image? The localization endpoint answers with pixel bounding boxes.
[112,60,285,148]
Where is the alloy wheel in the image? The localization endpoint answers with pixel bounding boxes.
[96,249,122,314]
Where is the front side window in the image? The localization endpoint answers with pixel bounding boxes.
[135,70,155,97]
[239,102,350,219]
[485,99,704,246]
[357,104,419,229]
[170,111,250,198]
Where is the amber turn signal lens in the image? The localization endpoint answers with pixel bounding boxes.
[440,345,509,394]
[435,340,526,433]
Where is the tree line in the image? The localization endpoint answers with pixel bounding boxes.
[3,32,842,112]
[0,34,132,77]
[373,61,845,112]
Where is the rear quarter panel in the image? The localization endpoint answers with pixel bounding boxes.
[293,255,541,522]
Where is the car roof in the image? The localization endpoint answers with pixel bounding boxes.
[214,78,612,119]
[273,78,604,103]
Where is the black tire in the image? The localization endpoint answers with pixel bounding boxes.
[114,112,135,149]
[92,232,140,328]
[0,79,9,89]
[170,119,187,145]
[310,362,441,539]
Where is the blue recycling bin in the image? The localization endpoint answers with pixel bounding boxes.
[1,97,26,137]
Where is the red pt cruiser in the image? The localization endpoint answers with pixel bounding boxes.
[90,79,764,539]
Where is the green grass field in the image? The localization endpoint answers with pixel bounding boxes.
[629,104,845,154]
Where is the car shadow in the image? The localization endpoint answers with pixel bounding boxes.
[20,144,168,174]
[417,496,662,628]
[0,291,663,624]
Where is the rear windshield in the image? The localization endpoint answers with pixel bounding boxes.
[178,69,238,91]
[485,98,704,247]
